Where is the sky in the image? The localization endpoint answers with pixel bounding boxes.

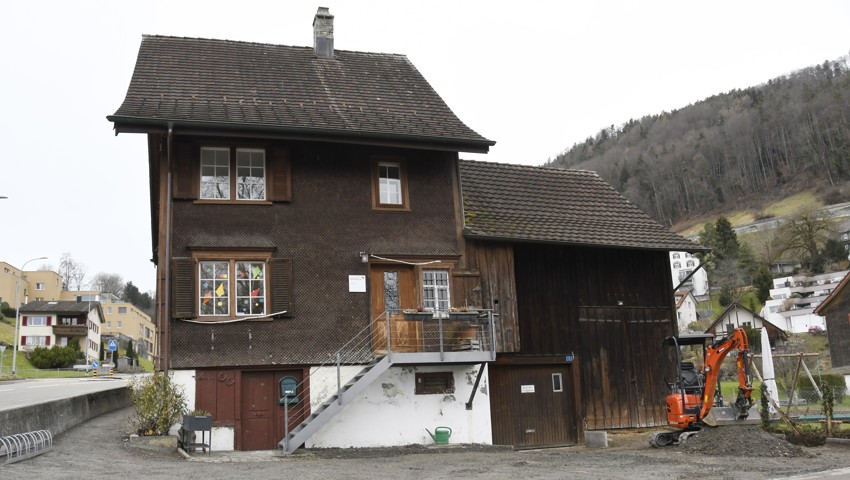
[2,1,849,294]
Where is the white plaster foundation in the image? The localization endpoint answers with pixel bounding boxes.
[170,364,492,450]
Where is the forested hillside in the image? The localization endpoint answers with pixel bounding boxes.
[547,55,850,229]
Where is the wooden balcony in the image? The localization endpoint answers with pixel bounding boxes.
[52,325,87,337]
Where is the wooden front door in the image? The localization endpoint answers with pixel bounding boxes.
[370,264,421,353]
[489,364,577,448]
[241,371,275,450]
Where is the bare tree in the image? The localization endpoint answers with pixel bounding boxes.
[58,252,87,290]
[91,272,125,298]
[778,211,833,272]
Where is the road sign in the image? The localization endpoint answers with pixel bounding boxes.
[92,360,100,368]
[107,339,118,351]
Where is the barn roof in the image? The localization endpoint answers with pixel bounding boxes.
[459,160,705,251]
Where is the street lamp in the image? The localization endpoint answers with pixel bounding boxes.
[12,256,47,376]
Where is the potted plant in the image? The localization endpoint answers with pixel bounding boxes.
[448,306,479,321]
[403,306,434,321]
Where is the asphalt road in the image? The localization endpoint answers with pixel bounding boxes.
[0,377,128,412]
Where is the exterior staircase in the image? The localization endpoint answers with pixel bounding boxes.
[278,354,391,453]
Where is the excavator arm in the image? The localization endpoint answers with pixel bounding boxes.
[698,327,754,422]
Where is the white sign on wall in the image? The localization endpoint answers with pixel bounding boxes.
[521,385,535,393]
[349,275,367,293]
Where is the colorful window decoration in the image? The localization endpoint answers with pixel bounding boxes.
[200,261,230,316]
[236,261,265,315]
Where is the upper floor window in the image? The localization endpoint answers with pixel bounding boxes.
[117,321,123,328]
[200,147,266,201]
[36,283,45,290]
[673,262,681,269]
[672,253,680,259]
[372,157,409,210]
[686,260,695,267]
[118,307,127,314]
[27,316,48,326]
[422,270,450,315]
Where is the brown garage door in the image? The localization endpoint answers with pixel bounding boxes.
[489,364,577,448]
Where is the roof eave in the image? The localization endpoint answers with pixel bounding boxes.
[463,231,708,253]
[107,116,495,154]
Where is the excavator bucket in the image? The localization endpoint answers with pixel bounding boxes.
[702,405,761,426]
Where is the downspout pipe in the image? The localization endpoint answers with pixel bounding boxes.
[162,124,174,372]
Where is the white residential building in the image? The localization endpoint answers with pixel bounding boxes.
[761,270,848,333]
[674,289,699,333]
[669,252,709,297]
[18,300,104,362]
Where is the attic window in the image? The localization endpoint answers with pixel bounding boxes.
[371,157,409,210]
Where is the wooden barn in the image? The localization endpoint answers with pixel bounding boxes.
[814,272,850,368]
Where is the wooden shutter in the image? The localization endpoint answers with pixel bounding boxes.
[21,336,26,345]
[22,316,27,326]
[269,258,292,317]
[172,142,199,199]
[47,316,52,326]
[171,257,197,318]
[268,147,291,202]
[46,336,51,346]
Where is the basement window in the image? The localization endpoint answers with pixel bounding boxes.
[415,372,454,395]
[552,373,563,392]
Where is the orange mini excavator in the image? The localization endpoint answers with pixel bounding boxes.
[649,327,760,447]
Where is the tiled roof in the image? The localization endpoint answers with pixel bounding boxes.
[459,160,705,251]
[109,35,493,152]
[20,301,100,314]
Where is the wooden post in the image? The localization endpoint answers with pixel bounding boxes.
[748,360,802,435]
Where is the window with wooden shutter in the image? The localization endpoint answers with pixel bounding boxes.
[172,142,199,199]
[187,250,274,321]
[172,257,197,319]
[270,258,292,317]
[268,147,291,202]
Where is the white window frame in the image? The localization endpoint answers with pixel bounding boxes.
[28,316,48,326]
[236,148,266,201]
[552,373,564,392]
[118,307,127,314]
[25,336,47,346]
[200,147,231,200]
[198,259,267,318]
[36,283,45,290]
[422,270,450,316]
[673,262,681,269]
[378,162,403,205]
[117,321,123,328]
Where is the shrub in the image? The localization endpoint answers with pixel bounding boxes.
[27,345,78,368]
[129,372,187,436]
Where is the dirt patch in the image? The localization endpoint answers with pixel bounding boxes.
[786,431,827,447]
[677,425,805,457]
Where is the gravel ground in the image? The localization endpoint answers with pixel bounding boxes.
[6,407,850,480]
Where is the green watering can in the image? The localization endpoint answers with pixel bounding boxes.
[426,426,452,445]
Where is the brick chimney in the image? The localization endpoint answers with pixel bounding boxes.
[313,7,334,58]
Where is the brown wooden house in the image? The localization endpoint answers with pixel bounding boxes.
[108,8,701,452]
[814,272,850,369]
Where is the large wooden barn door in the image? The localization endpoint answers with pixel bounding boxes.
[489,364,577,448]
[578,306,673,430]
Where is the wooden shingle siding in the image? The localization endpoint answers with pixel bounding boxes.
[268,146,291,202]
[172,141,198,199]
[270,258,292,317]
[172,257,196,318]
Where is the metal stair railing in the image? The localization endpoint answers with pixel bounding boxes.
[279,311,392,453]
